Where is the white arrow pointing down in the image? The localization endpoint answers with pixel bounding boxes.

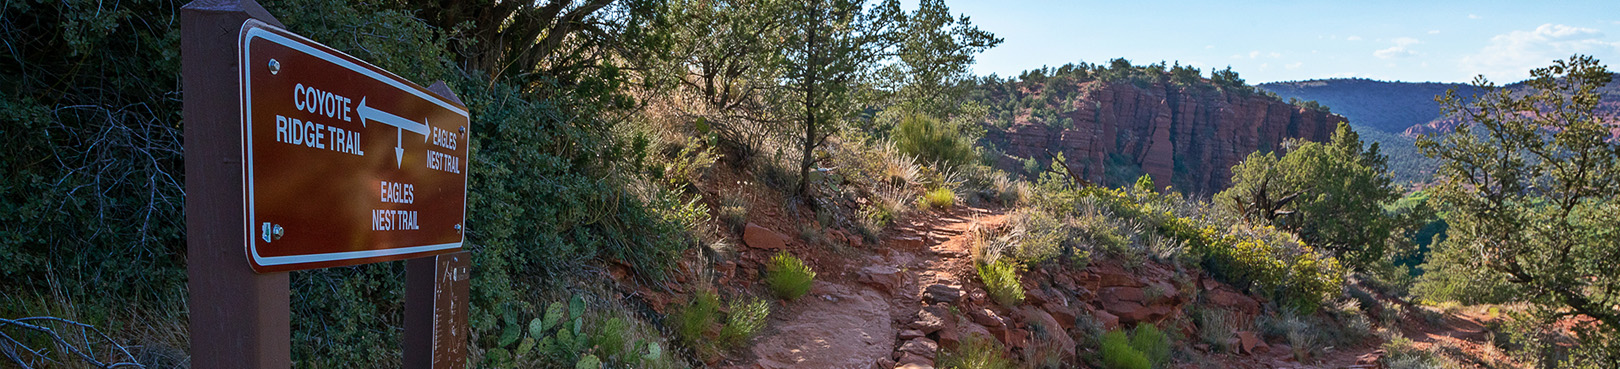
[356,97,431,167]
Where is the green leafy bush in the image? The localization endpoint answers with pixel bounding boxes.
[1215,122,1399,271]
[893,113,977,168]
[1201,224,1346,313]
[1100,330,1149,369]
[1029,177,1346,313]
[977,259,1025,307]
[937,334,1014,369]
[919,187,956,211]
[1129,324,1170,367]
[766,252,816,300]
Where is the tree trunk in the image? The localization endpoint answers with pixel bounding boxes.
[797,2,819,197]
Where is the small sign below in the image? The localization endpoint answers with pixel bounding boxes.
[239,19,469,273]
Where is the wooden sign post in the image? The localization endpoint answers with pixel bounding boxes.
[183,0,471,367]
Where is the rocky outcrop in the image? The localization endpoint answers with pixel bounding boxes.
[983,81,1343,194]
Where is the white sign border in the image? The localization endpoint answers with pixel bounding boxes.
[238,19,467,269]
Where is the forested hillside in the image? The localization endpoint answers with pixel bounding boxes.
[1255,79,1474,185]
[1257,78,1476,133]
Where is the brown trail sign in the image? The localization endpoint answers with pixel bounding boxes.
[240,19,469,273]
[184,0,470,367]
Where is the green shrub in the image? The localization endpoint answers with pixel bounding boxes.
[1004,210,1067,265]
[1075,205,1129,254]
[1129,324,1170,367]
[1381,335,1438,365]
[719,297,770,347]
[1101,330,1150,369]
[1411,241,1523,305]
[1196,309,1235,353]
[1022,157,1044,177]
[988,174,1029,206]
[1195,224,1346,313]
[937,334,1015,369]
[591,317,630,361]
[893,113,977,168]
[919,187,956,211]
[1257,311,1333,362]
[671,291,721,347]
[766,252,816,300]
[1028,175,1346,313]
[799,224,828,247]
[859,203,897,239]
[977,259,1024,307]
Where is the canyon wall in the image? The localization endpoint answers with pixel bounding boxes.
[982,82,1345,194]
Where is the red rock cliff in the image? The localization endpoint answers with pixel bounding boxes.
[983,81,1344,194]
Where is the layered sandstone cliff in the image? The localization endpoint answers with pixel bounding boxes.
[982,81,1344,194]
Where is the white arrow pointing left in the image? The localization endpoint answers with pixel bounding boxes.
[357,97,430,139]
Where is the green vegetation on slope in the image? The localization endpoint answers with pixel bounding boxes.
[1414,55,1620,365]
[1218,122,1401,271]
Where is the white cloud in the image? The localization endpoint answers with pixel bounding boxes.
[1428,30,1441,35]
[1460,24,1620,81]
[1268,52,1282,58]
[1286,62,1303,70]
[1347,35,1363,41]
[1468,14,1481,19]
[1374,37,1422,59]
[1205,45,1215,49]
[1249,50,1262,59]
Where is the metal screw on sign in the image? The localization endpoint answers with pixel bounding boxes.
[268,59,280,75]
[260,222,286,242]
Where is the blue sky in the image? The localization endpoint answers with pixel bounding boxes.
[949,1,1620,83]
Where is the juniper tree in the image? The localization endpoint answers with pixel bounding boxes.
[1416,55,1620,365]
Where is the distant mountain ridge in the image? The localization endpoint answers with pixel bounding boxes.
[1258,75,1620,185]
[1257,78,1480,134]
